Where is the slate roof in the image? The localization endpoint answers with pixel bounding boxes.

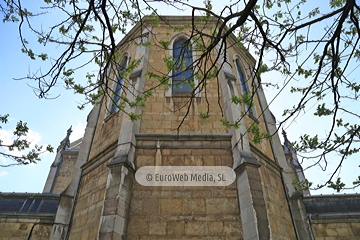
[0,193,60,215]
[304,194,360,215]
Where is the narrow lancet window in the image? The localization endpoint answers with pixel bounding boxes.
[172,39,193,93]
[110,56,128,113]
[236,59,253,115]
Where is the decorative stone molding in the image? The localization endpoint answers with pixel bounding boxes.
[135,133,232,149]
[107,153,135,171]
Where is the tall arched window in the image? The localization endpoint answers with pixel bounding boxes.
[235,59,253,115]
[172,38,193,93]
[110,56,128,113]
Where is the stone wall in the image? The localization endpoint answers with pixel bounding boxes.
[225,37,274,159]
[242,145,296,239]
[258,159,297,239]
[88,40,137,161]
[88,108,123,161]
[140,96,228,134]
[127,148,243,239]
[139,26,228,134]
[312,221,360,239]
[67,158,110,240]
[0,222,52,240]
[52,150,78,194]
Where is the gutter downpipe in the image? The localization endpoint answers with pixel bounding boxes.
[254,77,301,240]
[308,214,317,240]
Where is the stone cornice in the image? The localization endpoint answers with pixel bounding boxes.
[310,213,360,223]
[0,193,60,199]
[304,194,360,199]
[0,213,56,223]
[61,149,80,156]
[135,133,232,149]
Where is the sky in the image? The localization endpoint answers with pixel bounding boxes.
[0,3,90,192]
[0,0,359,195]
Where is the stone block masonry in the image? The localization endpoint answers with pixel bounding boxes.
[127,147,243,239]
[67,159,109,240]
[312,222,360,239]
[0,222,52,240]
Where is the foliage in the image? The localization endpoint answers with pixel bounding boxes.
[292,177,313,192]
[1,0,360,192]
[0,114,53,167]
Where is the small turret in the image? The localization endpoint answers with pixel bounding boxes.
[43,127,73,193]
[56,126,72,152]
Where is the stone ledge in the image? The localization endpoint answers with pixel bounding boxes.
[135,133,232,149]
[0,213,55,223]
[310,213,360,223]
[107,154,135,171]
[129,68,142,79]
[0,193,60,199]
[61,149,80,156]
[233,150,261,172]
[136,133,232,141]
[224,70,236,81]
[127,214,240,221]
[304,194,360,199]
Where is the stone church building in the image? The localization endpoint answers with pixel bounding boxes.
[1,16,359,240]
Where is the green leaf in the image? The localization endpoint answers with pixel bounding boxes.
[327,178,346,192]
[199,113,210,119]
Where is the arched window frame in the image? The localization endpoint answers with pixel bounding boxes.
[165,33,200,97]
[233,55,257,117]
[106,52,130,116]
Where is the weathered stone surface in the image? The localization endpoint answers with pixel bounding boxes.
[183,198,206,214]
[160,199,183,215]
[223,222,242,234]
[206,198,237,215]
[143,198,159,214]
[167,221,185,235]
[208,222,223,234]
[185,221,208,235]
[127,147,242,239]
[312,221,360,239]
[66,159,110,239]
[0,222,52,240]
[256,156,297,240]
[149,221,167,235]
[128,220,149,235]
